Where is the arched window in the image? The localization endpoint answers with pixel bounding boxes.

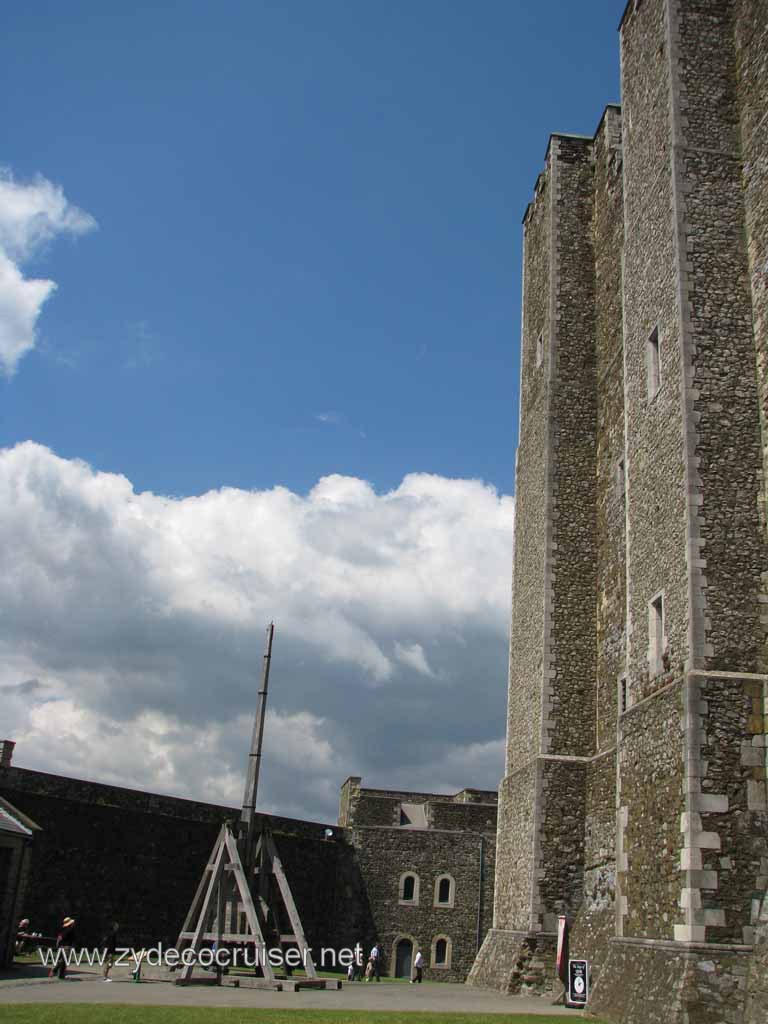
[433,873,455,908]
[431,934,452,969]
[398,872,420,905]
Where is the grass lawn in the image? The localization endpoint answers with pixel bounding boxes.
[0,1006,593,1024]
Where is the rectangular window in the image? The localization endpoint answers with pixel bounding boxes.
[536,331,544,369]
[647,326,661,400]
[649,593,664,676]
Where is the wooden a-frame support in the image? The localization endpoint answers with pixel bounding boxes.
[174,821,317,984]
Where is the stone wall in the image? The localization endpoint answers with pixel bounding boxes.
[0,764,361,955]
[735,0,768,533]
[570,750,617,986]
[351,826,490,982]
[546,133,598,761]
[621,0,690,693]
[593,105,626,754]
[618,681,685,940]
[491,764,537,933]
[341,780,498,982]
[590,938,752,1024]
[504,160,551,776]
[339,777,497,830]
[675,0,767,675]
[745,894,768,1022]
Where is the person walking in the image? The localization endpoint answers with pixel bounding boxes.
[369,942,382,982]
[101,922,120,981]
[411,948,424,984]
[55,917,76,979]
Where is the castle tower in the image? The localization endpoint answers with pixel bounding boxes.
[469,1,768,1018]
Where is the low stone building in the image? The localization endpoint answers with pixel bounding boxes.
[339,777,497,981]
[0,742,39,967]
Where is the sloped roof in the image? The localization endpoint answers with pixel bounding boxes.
[0,796,39,838]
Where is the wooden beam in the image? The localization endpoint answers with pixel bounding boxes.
[265,831,317,979]
[179,839,227,983]
[174,824,226,953]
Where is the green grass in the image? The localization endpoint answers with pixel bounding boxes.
[0,1006,591,1024]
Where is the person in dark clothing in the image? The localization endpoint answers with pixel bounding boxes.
[101,922,120,981]
[55,917,76,979]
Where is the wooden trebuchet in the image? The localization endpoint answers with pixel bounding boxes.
[173,624,318,986]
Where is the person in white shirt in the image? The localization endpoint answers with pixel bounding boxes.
[411,948,424,984]
[369,942,382,981]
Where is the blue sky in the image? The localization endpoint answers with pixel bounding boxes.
[0,1,622,819]
[1,0,619,498]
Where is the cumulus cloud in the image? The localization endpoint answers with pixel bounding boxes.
[0,169,96,375]
[0,443,514,821]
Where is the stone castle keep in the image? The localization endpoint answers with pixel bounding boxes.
[469,0,768,1020]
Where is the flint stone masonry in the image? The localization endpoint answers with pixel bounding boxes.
[340,777,498,982]
[470,2,768,1020]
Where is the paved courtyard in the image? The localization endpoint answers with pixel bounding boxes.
[0,964,577,1016]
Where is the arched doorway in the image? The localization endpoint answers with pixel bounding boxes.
[394,938,413,979]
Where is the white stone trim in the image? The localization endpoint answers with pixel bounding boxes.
[398,871,420,906]
[433,873,455,908]
[431,934,453,970]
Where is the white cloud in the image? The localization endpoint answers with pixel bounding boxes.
[0,442,514,820]
[0,168,96,375]
[394,641,435,677]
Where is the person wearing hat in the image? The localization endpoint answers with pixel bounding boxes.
[54,917,77,979]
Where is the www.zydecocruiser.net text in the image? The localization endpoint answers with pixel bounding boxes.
[39,942,365,971]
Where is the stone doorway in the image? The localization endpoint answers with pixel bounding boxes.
[394,937,413,978]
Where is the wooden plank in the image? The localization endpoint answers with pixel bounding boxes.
[265,831,317,979]
[215,856,225,972]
